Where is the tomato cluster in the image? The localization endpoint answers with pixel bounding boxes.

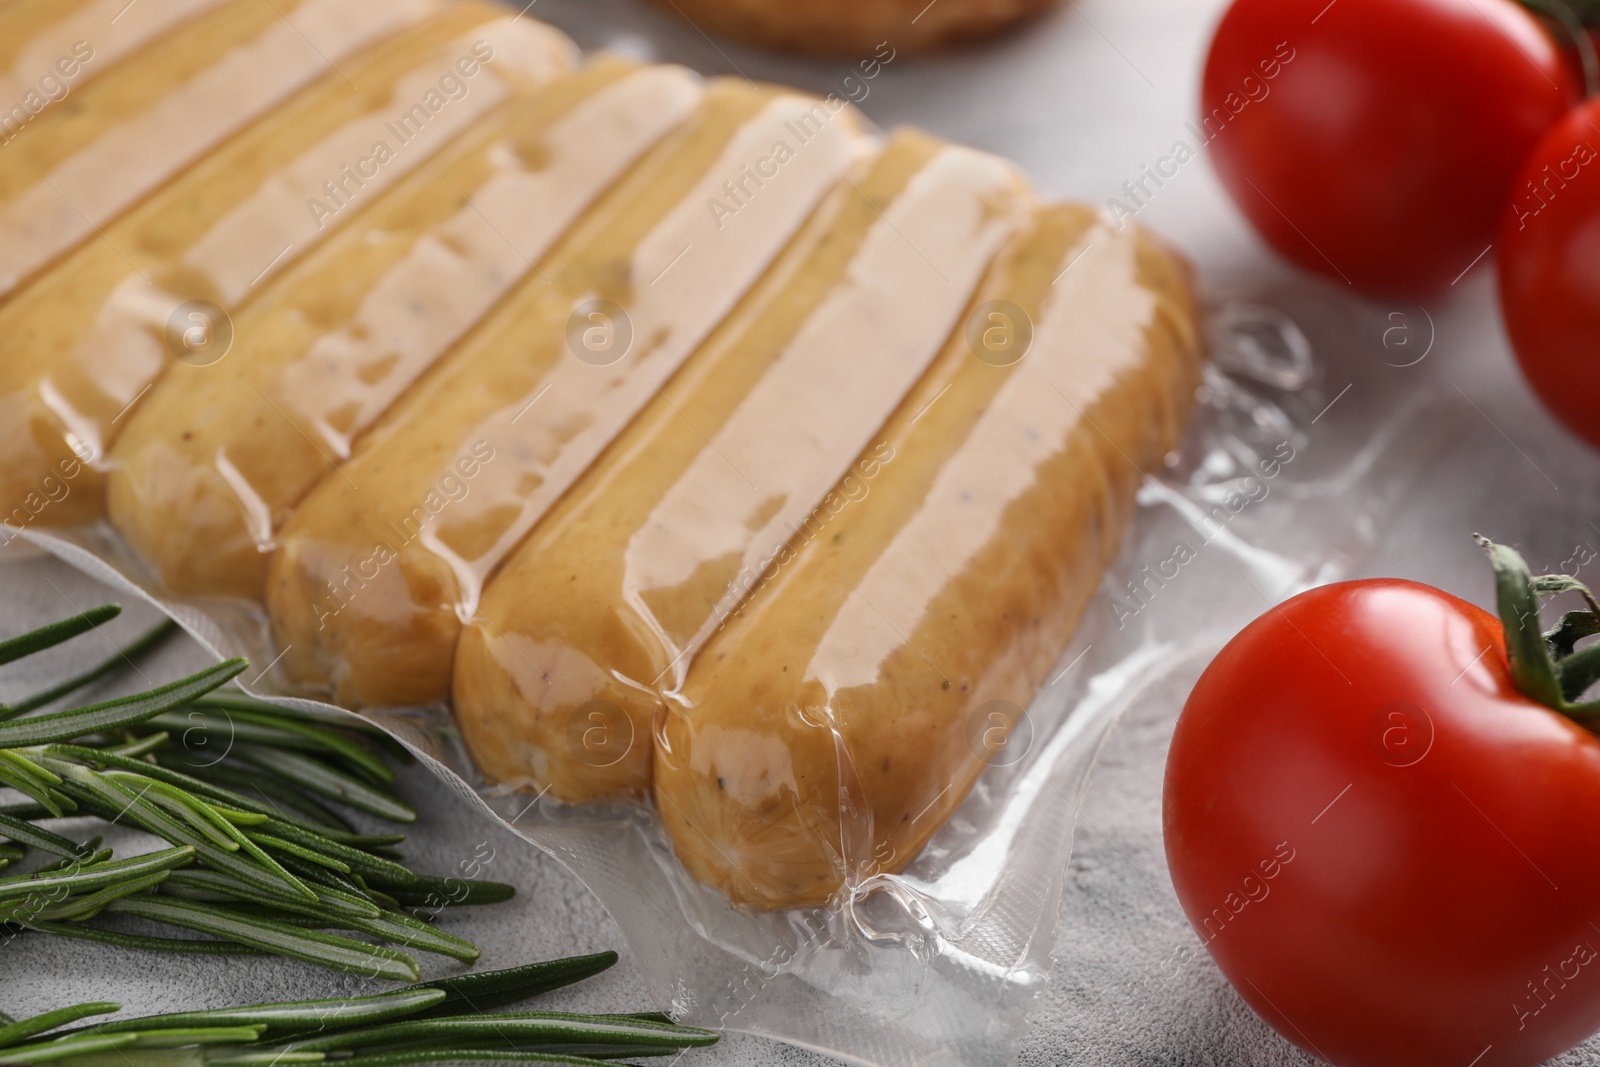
[1203,0,1600,448]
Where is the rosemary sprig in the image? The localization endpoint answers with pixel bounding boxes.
[0,957,716,1066]
[0,605,516,978]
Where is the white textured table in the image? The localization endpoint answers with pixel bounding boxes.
[6,0,1600,1063]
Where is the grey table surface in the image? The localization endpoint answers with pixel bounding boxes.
[6,0,1600,1063]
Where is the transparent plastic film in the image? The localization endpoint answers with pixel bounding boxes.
[12,261,1456,1067]
[0,4,576,533]
[265,82,876,711]
[453,132,1031,804]
[103,50,687,601]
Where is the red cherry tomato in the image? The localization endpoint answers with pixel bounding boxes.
[1203,0,1576,296]
[1164,579,1600,1067]
[1499,95,1600,450]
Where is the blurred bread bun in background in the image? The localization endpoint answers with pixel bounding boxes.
[647,0,1059,56]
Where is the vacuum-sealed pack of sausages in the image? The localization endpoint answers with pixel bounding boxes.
[0,3,1452,1063]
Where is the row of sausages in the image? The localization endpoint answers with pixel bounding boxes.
[0,0,1202,908]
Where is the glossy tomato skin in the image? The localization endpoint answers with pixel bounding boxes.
[1204,0,1576,296]
[1165,580,1600,1067]
[1499,97,1600,451]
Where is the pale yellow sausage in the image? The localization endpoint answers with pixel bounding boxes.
[453,130,1035,801]
[653,206,1204,909]
[0,0,446,299]
[0,4,564,536]
[267,81,876,709]
[107,50,679,598]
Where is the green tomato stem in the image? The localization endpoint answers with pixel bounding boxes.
[1478,535,1600,717]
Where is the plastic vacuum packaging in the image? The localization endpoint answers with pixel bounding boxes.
[20,304,1449,1066]
[0,7,1456,1066]
[0,2,576,531]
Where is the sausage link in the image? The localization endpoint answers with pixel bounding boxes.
[654,205,1204,908]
